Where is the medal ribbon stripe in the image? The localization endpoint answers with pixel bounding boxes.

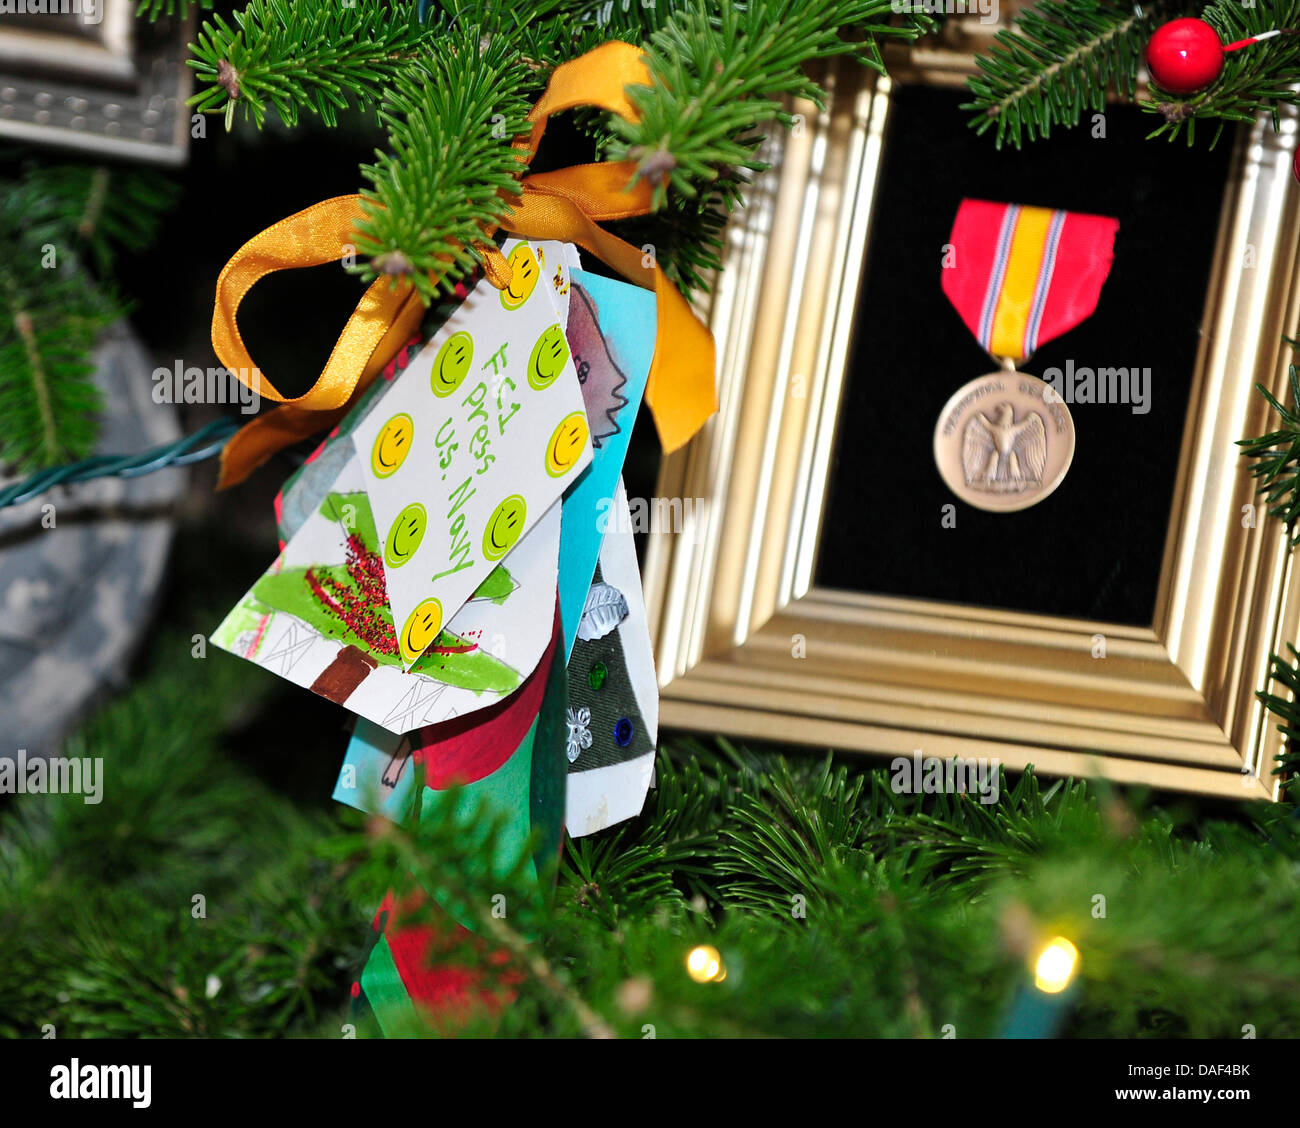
[1024,209,1066,357]
[977,204,1019,353]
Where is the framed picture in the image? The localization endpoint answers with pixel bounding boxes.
[643,43,1300,801]
[0,0,192,164]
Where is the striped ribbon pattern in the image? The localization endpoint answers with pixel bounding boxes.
[943,199,1118,364]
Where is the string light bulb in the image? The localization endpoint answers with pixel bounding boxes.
[685,944,726,983]
[1033,936,1079,994]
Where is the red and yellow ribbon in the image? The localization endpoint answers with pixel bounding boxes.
[211,41,717,489]
[940,198,1118,365]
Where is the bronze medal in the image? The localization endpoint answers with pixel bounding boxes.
[933,368,1075,513]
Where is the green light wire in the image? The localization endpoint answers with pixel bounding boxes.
[0,416,241,510]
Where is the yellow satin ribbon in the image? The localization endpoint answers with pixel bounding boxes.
[211,40,717,489]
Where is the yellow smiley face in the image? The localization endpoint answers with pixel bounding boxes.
[431,331,474,397]
[527,324,570,391]
[384,503,427,569]
[545,411,589,478]
[500,245,540,310]
[482,494,527,561]
[370,413,413,478]
[399,598,444,664]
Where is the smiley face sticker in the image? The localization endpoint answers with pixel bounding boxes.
[384,502,427,569]
[431,331,474,397]
[545,411,589,478]
[528,324,570,391]
[399,598,444,664]
[370,413,413,478]
[483,494,526,561]
[500,245,540,311]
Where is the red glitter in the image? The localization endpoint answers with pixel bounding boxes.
[305,533,400,656]
[431,640,479,656]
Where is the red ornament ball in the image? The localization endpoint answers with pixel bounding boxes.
[1146,18,1225,95]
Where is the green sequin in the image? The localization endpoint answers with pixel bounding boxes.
[588,661,608,690]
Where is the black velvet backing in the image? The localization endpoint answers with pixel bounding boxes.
[814,85,1234,626]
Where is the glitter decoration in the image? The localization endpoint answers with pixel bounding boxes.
[305,533,399,655]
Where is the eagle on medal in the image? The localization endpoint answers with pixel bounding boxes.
[961,403,1047,492]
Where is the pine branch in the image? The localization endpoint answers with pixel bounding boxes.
[610,186,729,293]
[188,0,435,129]
[350,25,535,302]
[0,161,177,472]
[1237,365,1300,546]
[1257,645,1300,789]
[964,0,1175,148]
[184,0,924,298]
[1238,353,1300,803]
[0,242,113,473]
[608,0,928,206]
[562,750,721,927]
[136,0,212,20]
[12,164,180,276]
[861,768,1102,888]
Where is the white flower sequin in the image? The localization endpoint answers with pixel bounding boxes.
[566,706,593,763]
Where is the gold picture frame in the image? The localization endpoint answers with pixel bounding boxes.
[642,53,1300,801]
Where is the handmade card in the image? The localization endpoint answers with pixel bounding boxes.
[554,270,656,656]
[273,264,652,660]
[276,240,580,548]
[352,238,593,668]
[331,271,657,821]
[213,244,590,732]
[564,478,659,836]
[354,612,569,1035]
[333,721,418,825]
[333,479,659,837]
[211,458,561,732]
[334,603,560,817]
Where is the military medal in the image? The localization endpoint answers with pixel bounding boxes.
[934,200,1118,513]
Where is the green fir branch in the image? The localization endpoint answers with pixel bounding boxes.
[1257,645,1300,792]
[1240,350,1300,801]
[964,0,1174,148]
[183,0,926,298]
[1237,364,1300,546]
[610,186,729,293]
[432,0,682,65]
[136,0,213,20]
[0,259,110,473]
[188,0,435,129]
[12,164,180,276]
[350,26,535,302]
[0,161,177,472]
[5,610,1300,1039]
[609,0,928,206]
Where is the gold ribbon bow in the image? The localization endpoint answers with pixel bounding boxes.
[210,41,717,489]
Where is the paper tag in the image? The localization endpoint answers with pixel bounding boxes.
[352,239,592,667]
[209,453,562,733]
[564,477,658,836]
